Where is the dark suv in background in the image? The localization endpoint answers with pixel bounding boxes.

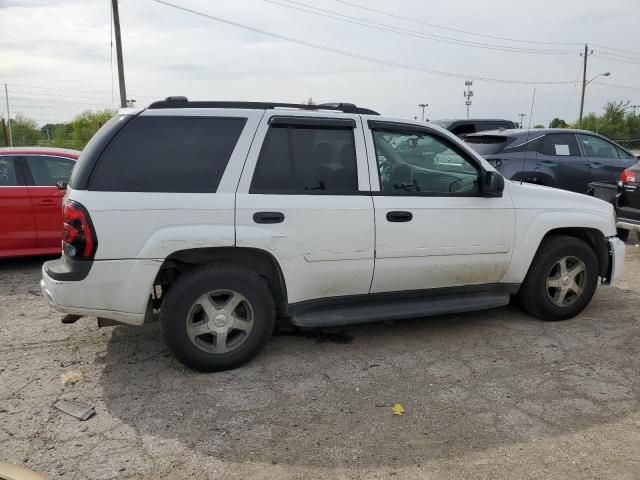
[464,128,636,193]
[432,119,516,137]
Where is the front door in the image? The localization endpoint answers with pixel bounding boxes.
[235,113,375,305]
[0,155,37,254]
[577,134,636,184]
[363,121,515,294]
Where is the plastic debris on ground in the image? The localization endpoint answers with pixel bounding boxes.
[52,400,96,421]
[391,403,405,416]
[60,370,84,385]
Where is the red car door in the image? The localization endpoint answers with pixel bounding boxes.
[24,155,76,249]
[0,155,38,255]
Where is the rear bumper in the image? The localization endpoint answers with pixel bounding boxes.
[40,258,161,326]
[604,237,625,285]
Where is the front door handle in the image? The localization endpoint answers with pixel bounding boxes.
[386,211,413,222]
[253,211,285,224]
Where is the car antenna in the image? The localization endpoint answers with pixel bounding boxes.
[520,87,537,186]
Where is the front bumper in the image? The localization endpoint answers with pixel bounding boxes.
[604,237,625,285]
[40,258,161,326]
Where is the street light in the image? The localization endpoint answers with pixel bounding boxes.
[579,72,610,127]
[418,103,428,122]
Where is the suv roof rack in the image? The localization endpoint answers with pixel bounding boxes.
[147,97,379,115]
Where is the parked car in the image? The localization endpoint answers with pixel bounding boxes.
[41,99,624,372]
[431,119,516,137]
[464,128,637,194]
[0,147,79,258]
[589,161,640,241]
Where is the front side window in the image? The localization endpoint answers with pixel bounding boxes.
[577,134,621,159]
[0,156,18,186]
[26,156,75,186]
[372,129,480,195]
[250,125,358,194]
[538,133,580,156]
[90,116,246,193]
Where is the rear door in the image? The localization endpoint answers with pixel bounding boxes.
[536,133,589,193]
[577,134,636,184]
[235,112,375,305]
[23,155,75,249]
[0,155,37,254]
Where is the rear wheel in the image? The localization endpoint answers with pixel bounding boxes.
[160,263,275,372]
[518,235,599,321]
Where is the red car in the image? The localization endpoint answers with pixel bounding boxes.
[0,147,79,258]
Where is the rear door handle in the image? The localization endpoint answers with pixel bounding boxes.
[36,199,56,206]
[253,211,285,224]
[590,162,603,168]
[386,211,413,222]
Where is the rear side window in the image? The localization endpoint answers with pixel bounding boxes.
[250,125,358,194]
[539,133,580,156]
[26,156,75,186]
[0,156,18,186]
[464,135,511,155]
[89,116,246,192]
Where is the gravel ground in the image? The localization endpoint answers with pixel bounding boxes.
[1,245,639,479]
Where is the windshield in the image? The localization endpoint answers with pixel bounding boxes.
[464,135,511,156]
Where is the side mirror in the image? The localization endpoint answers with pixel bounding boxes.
[56,181,68,191]
[483,171,504,197]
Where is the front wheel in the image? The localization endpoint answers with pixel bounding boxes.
[160,263,275,372]
[518,235,599,321]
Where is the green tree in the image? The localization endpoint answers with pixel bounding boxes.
[9,113,41,146]
[549,118,568,128]
[305,97,316,105]
[68,109,115,150]
[534,124,545,129]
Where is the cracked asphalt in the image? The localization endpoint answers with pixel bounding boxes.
[1,244,639,479]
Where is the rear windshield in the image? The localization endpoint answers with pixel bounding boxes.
[88,116,246,193]
[464,135,512,155]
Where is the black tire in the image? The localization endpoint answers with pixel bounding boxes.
[616,228,630,242]
[518,235,599,321]
[160,263,275,372]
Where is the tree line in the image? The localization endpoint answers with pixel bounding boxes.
[1,100,639,151]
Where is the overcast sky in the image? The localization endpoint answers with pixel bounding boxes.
[1,0,639,127]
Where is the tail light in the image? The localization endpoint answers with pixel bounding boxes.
[62,200,97,259]
[620,169,637,184]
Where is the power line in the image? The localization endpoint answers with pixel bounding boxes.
[590,43,640,59]
[592,81,640,91]
[593,52,640,66]
[266,0,575,55]
[332,0,582,46]
[147,0,577,85]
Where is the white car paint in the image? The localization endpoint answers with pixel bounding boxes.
[40,107,624,325]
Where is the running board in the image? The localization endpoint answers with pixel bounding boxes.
[290,292,511,328]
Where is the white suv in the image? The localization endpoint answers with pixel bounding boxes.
[41,98,625,371]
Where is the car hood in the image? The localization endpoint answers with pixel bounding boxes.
[507,180,614,218]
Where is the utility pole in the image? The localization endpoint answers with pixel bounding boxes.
[578,43,592,128]
[464,81,473,119]
[4,84,12,147]
[111,0,127,108]
[418,103,428,122]
[631,105,639,117]
[518,113,526,128]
